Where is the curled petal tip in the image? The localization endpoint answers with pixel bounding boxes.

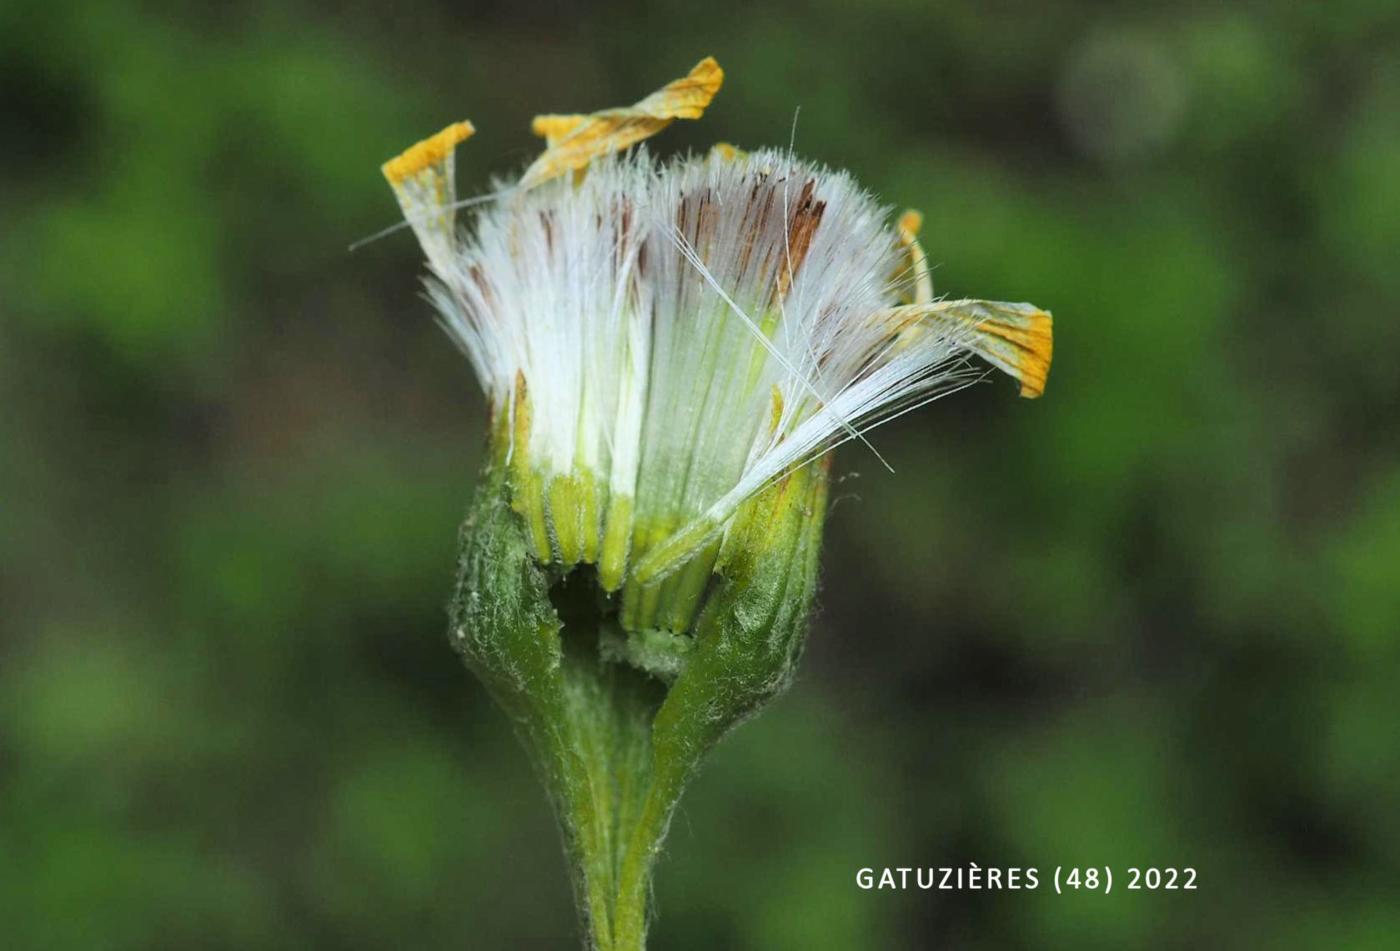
[1013,308,1053,398]
[665,56,724,119]
[381,121,475,185]
[959,301,1052,398]
[519,57,725,189]
[380,120,475,275]
[530,113,587,147]
[875,299,1053,397]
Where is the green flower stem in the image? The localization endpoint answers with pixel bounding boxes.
[450,455,828,949]
[555,656,665,951]
[609,784,677,949]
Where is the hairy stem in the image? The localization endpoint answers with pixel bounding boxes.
[550,652,674,951]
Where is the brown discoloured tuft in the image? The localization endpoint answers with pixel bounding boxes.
[774,179,826,303]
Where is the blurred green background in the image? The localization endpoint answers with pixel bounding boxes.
[3,1,1398,947]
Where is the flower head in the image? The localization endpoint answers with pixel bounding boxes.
[384,59,1055,949]
[384,57,1051,634]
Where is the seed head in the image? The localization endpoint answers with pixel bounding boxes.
[382,57,1052,633]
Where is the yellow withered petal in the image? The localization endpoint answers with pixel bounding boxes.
[530,114,588,148]
[880,299,1053,398]
[894,208,933,306]
[937,299,1052,398]
[382,121,475,186]
[381,120,475,274]
[709,141,745,161]
[518,57,724,190]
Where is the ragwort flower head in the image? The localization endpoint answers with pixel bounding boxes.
[384,57,1051,637]
[380,57,1054,951]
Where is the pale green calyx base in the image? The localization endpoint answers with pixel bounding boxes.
[449,456,828,951]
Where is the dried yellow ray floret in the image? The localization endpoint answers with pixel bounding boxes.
[709,141,745,161]
[380,120,475,274]
[936,299,1052,398]
[880,299,1053,398]
[382,121,475,186]
[519,57,724,189]
[894,208,933,306]
[531,114,588,148]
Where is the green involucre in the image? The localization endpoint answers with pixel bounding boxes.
[449,459,828,950]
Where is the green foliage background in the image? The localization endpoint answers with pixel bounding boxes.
[3,1,1398,947]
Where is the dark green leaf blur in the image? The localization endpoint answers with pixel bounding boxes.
[3,1,1397,947]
